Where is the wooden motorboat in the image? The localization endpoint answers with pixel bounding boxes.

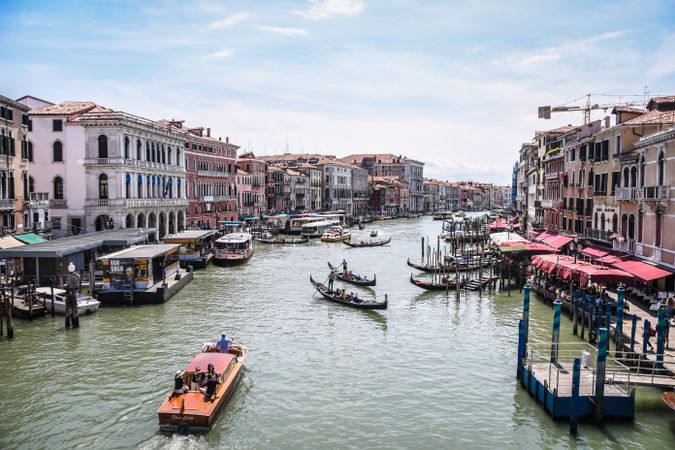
[214,232,253,266]
[34,287,100,315]
[664,392,675,411]
[310,275,387,309]
[157,342,249,433]
[409,274,465,291]
[327,262,376,286]
[343,237,391,248]
[320,225,351,242]
[253,235,308,244]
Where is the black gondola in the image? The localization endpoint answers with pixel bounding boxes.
[253,236,309,244]
[409,274,466,291]
[343,237,391,248]
[406,257,491,273]
[310,276,387,309]
[327,262,376,286]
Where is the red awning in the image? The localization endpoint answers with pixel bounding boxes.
[545,235,573,249]
[581,247,610,258]
[531,254,635,285]
[612,259,672,282]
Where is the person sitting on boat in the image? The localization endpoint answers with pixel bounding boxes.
[174,370,188,395]
[206,363,216,380]
[441,276,449,284]
[191,367,204,391]
[200,374,220,402]
[216,334,231,353]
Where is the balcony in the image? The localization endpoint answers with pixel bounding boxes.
[197,170,230,178]
[1,226,16,235]
[124,198,189,208]
[50,199,67,209]
[593,190,607,197]
[86,158,185,172]
[638,185,669,201]
[0,199,16,210]
[613,239,635,254]
[584,228,611,243]
[27,192,50,209]
[616,187,638,200]
[32,221,52,232]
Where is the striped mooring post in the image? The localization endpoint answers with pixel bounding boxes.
[615,287,625,353]
[522,285,530,346]
[656,307,666,370]
[630,314,638,353]
[570,357,581,434]
[594,327,608,422]
[517,318,526,379]
[642,319,650,357]
[572,290,580,336]
[580,293,587,340]
[595,298,603,343]
[605,306,611,351]
[550,299,562,364]
[588,297,595,343]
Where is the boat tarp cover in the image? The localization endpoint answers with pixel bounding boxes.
[13,232,47,245]
[185,352,234,374]
[0,236,25,249]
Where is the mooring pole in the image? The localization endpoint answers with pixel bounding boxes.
[517,318,526,380]
[50,277,55,318]
[580,293,586,340]
[605,306,611,351]
[572,290,580,336]
[642,319,650,356]
[570,357,581,434]
[588,297,595,343]
[522,285,530,345]
[593,327,608,422]
[615,287,625,354]
[550,299,562,364]
[630,314,637,353]
[595,298,603,343]
[656,307,666,370]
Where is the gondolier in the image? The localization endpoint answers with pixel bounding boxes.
[342,259,348,272]
[328,271,336,290]
[65,263,80,328]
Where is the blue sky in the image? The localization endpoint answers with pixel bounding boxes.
[2,0,674,184]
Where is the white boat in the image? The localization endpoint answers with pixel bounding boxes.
[370,229,379,238]
[214,232,254,266]
[301,219,339,238]
[34,287,100,315]
[320,225,351,242]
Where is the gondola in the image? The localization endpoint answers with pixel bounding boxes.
[310,276,387,309]
[406,257,491,273]
[343,237,391,248]
[327,262,376,286]
[253,236,309,244]
[409,274,466,291]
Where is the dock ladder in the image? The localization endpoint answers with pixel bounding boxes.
[123,290,134,306]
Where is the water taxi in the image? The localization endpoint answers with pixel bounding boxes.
[301,219,339,238]
[157,342,249,433]
[34,287,100,315]
[163,230,216,269]
[214,232,253,266]
[320,225,351,242]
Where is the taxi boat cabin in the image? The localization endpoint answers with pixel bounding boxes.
[163,230,216,269]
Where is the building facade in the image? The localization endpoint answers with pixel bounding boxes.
[236,152,266,218]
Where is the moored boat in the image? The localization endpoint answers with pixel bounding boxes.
[409,274,465,291]
[34,287,100,315]
[253,235,309,244]
[343,237,391,248]
[157,341,249,433]
[369,229,379,238]
[664,392,675,411]
[214,233,253,266]
[320,225,351,242]
[310,275,387,309]
[327,262,376,286]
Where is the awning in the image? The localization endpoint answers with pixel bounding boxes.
[581,247,610,258]
[499,242,557,254]
[13,232,47,245]
[531,254,635,285]
[0,236,24,249]
[218,221,244,227]
[544,235,573,249]
[611,259,672,282]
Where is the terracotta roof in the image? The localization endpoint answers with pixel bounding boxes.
[29,101,111,116]
[260,153,360,170]
[649,96,675,105]
[340,153,423,165]
[611,106,646,115]
[0,95,30,111]
[619,109,675,126]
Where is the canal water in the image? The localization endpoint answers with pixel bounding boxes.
[1,217,673,449]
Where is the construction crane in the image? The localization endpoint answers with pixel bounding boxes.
[538,92,648,124]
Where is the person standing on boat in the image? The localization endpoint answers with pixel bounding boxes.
[65,263,80,329]
[342,259,347,272]
[328,271,336,291]
[216,334,230,353]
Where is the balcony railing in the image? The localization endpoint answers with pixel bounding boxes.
[613,239,635,254]
[86,158,185,172]
[197,170,231,177]
[0,199,16,210]
[125,198,189,208]
[32,221,52,232]
[1,226,16,235]
[638,185,669,201]
[616,187,637,200]
[584,228,611,243]
[50,199,67,209]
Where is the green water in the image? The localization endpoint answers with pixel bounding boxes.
[0,217,673,449]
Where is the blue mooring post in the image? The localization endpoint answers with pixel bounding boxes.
[630,314,638,353]
[656,308,666,370]
[551,299,562,364]
[594,327,608,422]
[595,298,603,343]
[517,319,526,380]
[572,290,580,335]
[642,319,650,356]
[570,357,581,434]
[615,287,625,354]
[588,297,595,343]
[605,305,611,351]
[523,285,530,346]
[580,293,587,340]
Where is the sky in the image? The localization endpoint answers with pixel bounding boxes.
[1,0,674,184]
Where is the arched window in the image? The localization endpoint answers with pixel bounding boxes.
[594,212,599,229]
[176,149,181,166]
[621,214,628,238]
[146,141,150,161]
[639,156,645,187]
[628,214,635,240]
[98,135,108,158]
[161,144,166,164]
[125,173,131,199]
[638,211,643,242]
[579,169,584,187]
[588,168,594,186]
[630,166,637,188]
[612,214,618,233]
[53,141,63,162]
[53,176,64,199]
[124,136,130,159]
[623,167,629,187]
[656,211,662,246]
[98,174,109,199]
[600,213,606,231]
[167,146,172,165]
[137,139,142,160]
[657,151,665,185]
[28,176,34,193]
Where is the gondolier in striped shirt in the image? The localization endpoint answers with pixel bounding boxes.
[328,270,336,290]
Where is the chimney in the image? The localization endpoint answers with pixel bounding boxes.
[604,116,610,129]
[207,128,211,137]
[219,137,222,141]
[226,137,229,143]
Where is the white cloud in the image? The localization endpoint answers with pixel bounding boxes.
[647,33,675,81]
[293,0,364,21]
[256,26,310,37]
[209,12,250,29]
[204,48,234,60]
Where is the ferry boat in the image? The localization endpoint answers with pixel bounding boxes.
[157,341,249,433]
[214,232,253,266]
[301,219,339,238]
[163,230,216,269]
[34,287,100,315]
[320,225,351,242]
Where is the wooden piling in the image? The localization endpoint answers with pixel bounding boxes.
[593,328,608,422]
[50,277,55,318]
[570,357,581,434]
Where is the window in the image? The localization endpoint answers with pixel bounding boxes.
[588,168,594,186]
[52,217,62,230]
[124,136,130,159]
[53,141,63,162]
[615,135,621,154]
[579,144,586,161]
[53,176,64,199]
[588,143,594,161]
[623,167,629,187]
[630,167,637,188]
[601,140,609,161]
[628,214,635,240]
[136,139,142,160]
[655,211,662,247]
[611,171,619,195]
[658,152,665,185]
[98,174,109,199]
[53,119,63,132]
[27,141,33,162]
[98,135,108,158]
